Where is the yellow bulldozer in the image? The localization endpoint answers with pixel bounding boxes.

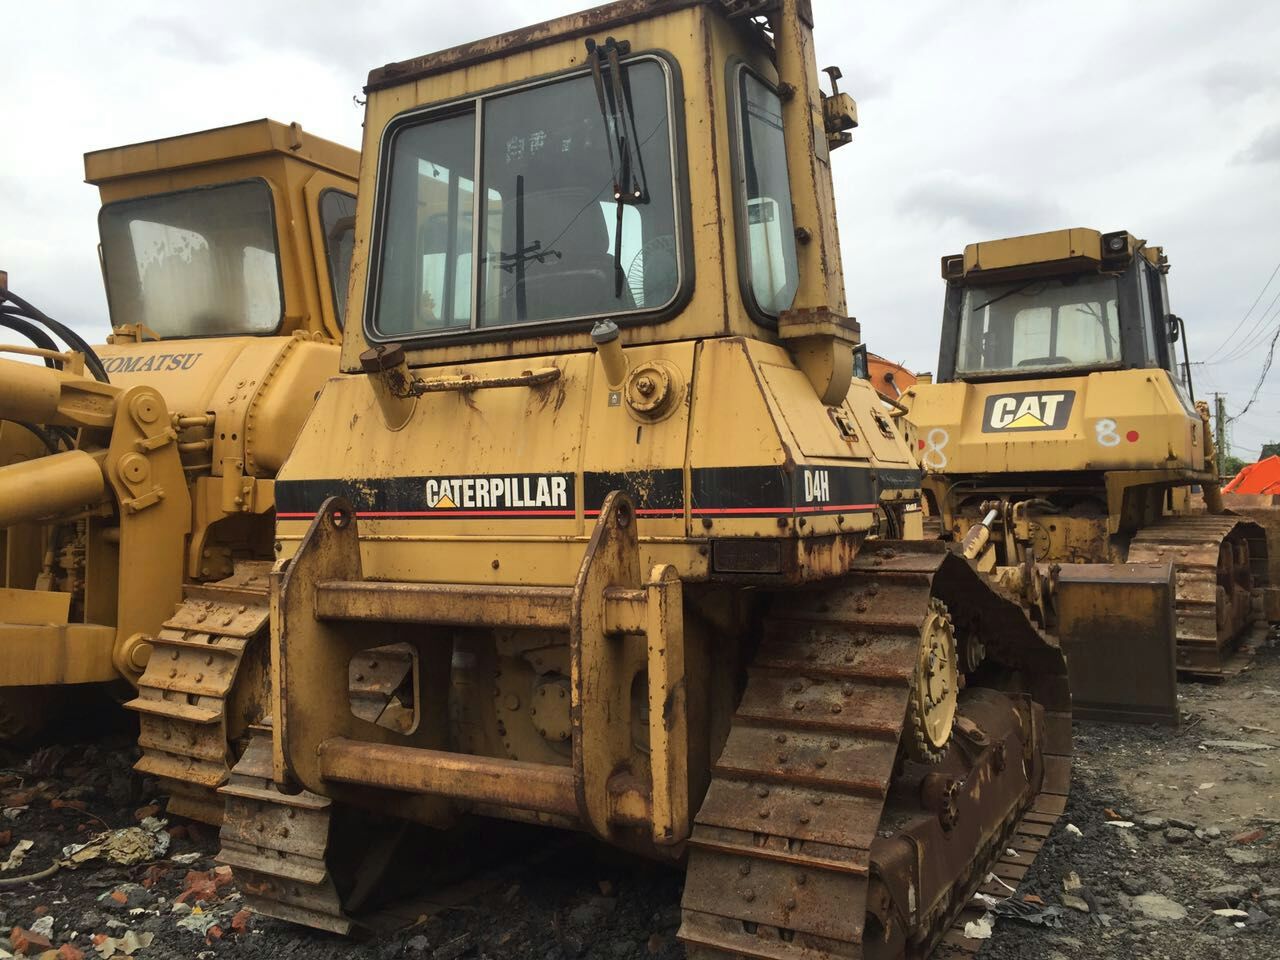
[903,227,1274,724]
[0,118,358,823]
[212,3,1072,957]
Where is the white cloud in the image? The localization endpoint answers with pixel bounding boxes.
[3,1,1280,450]
[1235,124,1280,165]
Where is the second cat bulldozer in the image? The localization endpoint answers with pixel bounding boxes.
[215,3,1072,959]
[0,119,358,822]
[904,227,1278,724]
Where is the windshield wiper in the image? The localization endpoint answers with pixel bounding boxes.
[587,36,649,297]
[972,281,1037,313]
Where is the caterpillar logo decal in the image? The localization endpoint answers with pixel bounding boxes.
[276,473,574,519]
[982,390,1075,432]
[424,474,570,512]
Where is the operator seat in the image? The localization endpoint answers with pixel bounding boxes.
[518,188,632,321]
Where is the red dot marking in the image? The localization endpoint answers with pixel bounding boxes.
[918,439,926,450]
[1126,430,1140,443]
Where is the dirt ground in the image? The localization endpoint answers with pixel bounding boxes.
[976,641,1280,960]
[0,648,1276,960]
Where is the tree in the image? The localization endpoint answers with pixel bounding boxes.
[1260,442,1280,460]
[1221,455,1247,477]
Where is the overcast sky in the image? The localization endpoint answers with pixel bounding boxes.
[4,1,1279,456]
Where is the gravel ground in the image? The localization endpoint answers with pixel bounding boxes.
[0,648,1276,960]
[977,641,1280,960]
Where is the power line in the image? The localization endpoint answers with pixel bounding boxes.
[1227,322,1280,423]
[1213,287,1280,365]
[1204,256,1280,362]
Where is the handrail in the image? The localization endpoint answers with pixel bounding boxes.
[0,343,84,373]
[403,366,561,396]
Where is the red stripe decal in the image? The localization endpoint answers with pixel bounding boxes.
[277,505,878,520]
[276,509,574,519]
[691,504,878,516]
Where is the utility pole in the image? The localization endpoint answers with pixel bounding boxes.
[1213,392,1229,474]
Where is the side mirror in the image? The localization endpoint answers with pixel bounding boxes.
[1167,314,1181,343]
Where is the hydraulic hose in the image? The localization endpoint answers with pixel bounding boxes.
[0,287,109,383]
[0,311,61,368]
[10,420,65,454]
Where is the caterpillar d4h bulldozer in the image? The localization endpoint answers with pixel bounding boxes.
[902,228,1276,724]
[218,4,1071,956]
[0,119,358,823]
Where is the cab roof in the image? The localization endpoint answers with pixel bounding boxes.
[365,0,711,93]
[84,118,359,185]
[941,228,1167,283]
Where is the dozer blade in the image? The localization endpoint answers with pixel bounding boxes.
[1055,562,1179,725]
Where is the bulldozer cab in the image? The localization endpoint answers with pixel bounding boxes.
[339,0,856,391]
[935,228,1195,403]
[906,226,1209,487]
[86,119,359,342]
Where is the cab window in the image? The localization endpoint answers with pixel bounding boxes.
[956,274,1121,376]
[369,57,681,338]
[734,68,799,319]
[1145,261,1194,399]
[1142,261,1175,375]
[99,180,282,338]
[319,190,356,326]
[1135,261,1159,365]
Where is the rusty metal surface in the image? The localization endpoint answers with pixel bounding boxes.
[126,565,271,825]
[348,642,417,732]
[315,580,574,629]
[218,726,352,934]
[1127,514,1269,678]
[1056,562,1179,725]
[678,540,1071,960]
[638,564,688,844]
[1221,496,1280,586]
[276,494,689,848]
[318,738,580,817]
[407,367,562,395]
[364,0,706,92]
[571,493,690,845]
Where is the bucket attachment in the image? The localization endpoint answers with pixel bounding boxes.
[1056,562,1178,725]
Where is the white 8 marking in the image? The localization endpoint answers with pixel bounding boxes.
[1095,419,1120,447]
[922,428,950,471]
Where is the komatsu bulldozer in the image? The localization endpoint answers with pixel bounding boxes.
[0,119,358,822]
[215,4,1071,956]
[903,227,1273,723]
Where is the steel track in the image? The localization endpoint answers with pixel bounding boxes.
[1128,515,1268,678]
[126,562,272,825]
[679,541,1071,960]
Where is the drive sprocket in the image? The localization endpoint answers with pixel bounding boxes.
[905,597,958,764]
